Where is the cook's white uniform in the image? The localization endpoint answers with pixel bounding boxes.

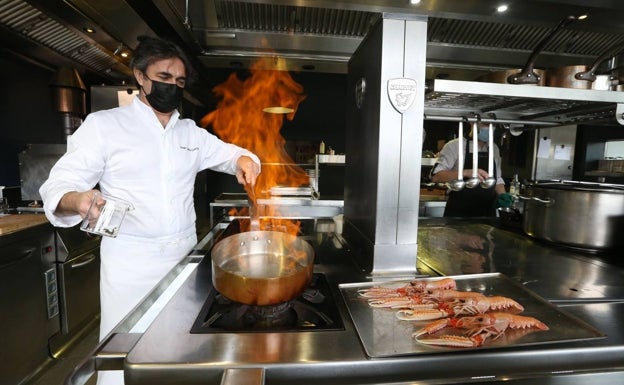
[40,96,260,385]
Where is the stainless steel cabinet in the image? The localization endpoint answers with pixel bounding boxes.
[0,223,57,385]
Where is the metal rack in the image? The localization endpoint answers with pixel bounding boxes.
[424,79,624,127]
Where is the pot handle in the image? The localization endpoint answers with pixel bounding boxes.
[517,194,555,206]
[575,42,624,82]
[507,15,578,85]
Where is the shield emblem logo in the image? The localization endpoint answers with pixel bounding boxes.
[387,78,417,114]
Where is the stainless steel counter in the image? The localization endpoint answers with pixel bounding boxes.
[67,218,624,385]
[416,218,624,303]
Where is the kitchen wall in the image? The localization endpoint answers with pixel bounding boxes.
[202,70,348,204]
[574,124,624,184]
[0,53,65,189]
[0,52,348,215]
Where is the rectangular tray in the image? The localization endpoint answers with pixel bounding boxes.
[339,273,605,357]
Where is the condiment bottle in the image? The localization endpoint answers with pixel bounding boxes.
[319,140,325,154]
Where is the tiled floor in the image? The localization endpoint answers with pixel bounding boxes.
[24,324,100,385]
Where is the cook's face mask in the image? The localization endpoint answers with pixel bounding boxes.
[477,126,491,143]
[142,74,183,113]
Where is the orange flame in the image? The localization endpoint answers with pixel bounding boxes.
[202,57,310,234]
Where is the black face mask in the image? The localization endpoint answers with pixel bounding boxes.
[142,75,183,113]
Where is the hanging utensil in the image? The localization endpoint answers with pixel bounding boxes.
[465,121,481,189]
[449,120,466,191]
[480,123,497,189]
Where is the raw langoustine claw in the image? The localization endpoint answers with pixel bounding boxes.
[368,296,430,309]
[409,277,457,292]
[413,312,549,347]
[396,307,451,321]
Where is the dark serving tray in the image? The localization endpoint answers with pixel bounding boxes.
[339,273,605,357]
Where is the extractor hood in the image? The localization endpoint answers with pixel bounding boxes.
[5,1,624,108]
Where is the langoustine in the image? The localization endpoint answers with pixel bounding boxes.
[358,277,457,299]
[395,294,524,321]
[412,312,549,347]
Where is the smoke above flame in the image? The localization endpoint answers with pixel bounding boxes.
[200,57,310,234]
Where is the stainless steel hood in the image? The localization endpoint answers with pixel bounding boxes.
[6,1,624,106]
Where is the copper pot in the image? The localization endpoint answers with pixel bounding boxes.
[546,42,624,89]
[211,230,314,305]
[477,15,579,86]
[546,65,592,89]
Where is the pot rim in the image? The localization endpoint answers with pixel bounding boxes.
[528,180,624,193]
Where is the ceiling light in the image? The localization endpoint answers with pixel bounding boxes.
[410,0,421,4]
[120,52,129,58]
[496,4,509,13]
[83,27,96,34]
[577,14,588,20]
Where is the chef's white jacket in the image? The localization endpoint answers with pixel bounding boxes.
[40,97,260,385]
[40,96,260,236]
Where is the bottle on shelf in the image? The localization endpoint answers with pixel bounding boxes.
[509,173,521,210]
[510,173,520,196]
[319,140,325,154]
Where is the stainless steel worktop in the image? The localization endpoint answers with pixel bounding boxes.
[68,218,624,385]
[416,218,624,303]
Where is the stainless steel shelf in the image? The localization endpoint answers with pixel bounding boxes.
[424,79,624,127]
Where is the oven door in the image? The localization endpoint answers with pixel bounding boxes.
[50,247,100,356]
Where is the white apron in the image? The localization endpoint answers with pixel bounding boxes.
[96,226,197,385]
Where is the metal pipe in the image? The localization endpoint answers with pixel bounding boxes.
[423,114,559,126]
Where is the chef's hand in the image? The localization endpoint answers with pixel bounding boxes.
[236,156,261,186]
[462,168,490,181]
[56,189,102,218]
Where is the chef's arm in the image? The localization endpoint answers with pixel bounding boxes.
[55,190,99,218]
[430,169,456,183]
[235,156,261,186]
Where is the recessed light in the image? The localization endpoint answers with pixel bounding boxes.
[83,27,96,33]
[496,4,509,13]
[410,0,421,4]
[120,52,129,58]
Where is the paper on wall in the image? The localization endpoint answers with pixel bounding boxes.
[537,137,551,159]
[554,144,572,160]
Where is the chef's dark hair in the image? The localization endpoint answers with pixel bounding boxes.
[130,35,196,86]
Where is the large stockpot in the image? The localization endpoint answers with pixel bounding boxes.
[521,181,624,251]
[211,230,315,305]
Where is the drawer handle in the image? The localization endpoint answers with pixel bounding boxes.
[0,247,35,269]
[71,253,96,269]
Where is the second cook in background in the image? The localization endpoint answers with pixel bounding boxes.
[430,122,512,217]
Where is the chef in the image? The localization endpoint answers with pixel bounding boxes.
[430,122,512,217]
[39,36,261,385]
